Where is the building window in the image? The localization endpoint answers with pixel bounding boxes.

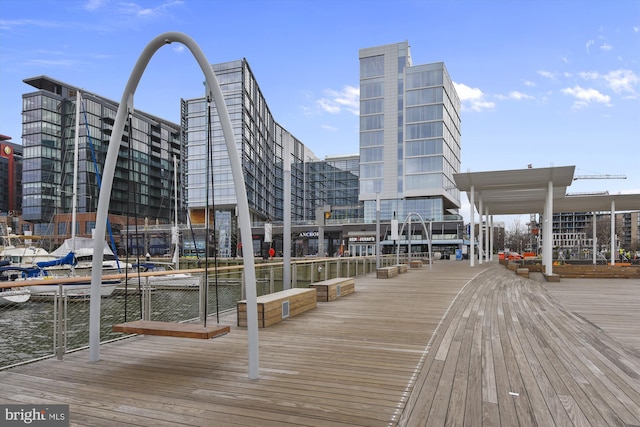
[360,55,384,78]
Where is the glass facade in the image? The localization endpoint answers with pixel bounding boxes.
[305,155,362,222]
[359,42,462,223]
[21,76,183,232]
[182,59,308,257]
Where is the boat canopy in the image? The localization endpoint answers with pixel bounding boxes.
[50,237,115,258]
[36,251,77,268]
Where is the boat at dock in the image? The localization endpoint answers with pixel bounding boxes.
[126,262,201,289]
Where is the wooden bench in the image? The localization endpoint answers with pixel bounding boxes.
[394,264,408,273]
[237,288,317,328]
[377,266,398,279]
[507,262,520,271]
[112,320,230,339]
[310,277,355,302]
[409,260,423,268]
[516,268,529,278]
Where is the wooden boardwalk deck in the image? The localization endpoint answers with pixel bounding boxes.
[1,261,639,426]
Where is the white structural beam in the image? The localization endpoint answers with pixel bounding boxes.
[610,200,616,266]
[489,215,494,261]
[478,197,483,265]
[89,32,260,379]
[543,180,553,275]
[485,208,489,262]
[469,186,475,267]
[592,212,597,265]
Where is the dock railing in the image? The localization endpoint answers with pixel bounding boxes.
[0,253,419,369]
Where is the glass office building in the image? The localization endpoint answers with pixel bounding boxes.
[21,76,183,250]
[359,42,462,223]
[182,59,308,257]
[305,154,362,222]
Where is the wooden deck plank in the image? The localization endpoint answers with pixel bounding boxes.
[2,262,640,426]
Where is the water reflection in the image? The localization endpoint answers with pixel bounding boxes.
[0,284,240,369]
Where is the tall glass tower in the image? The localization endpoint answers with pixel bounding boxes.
[182,59,308,257]
[359,42,461,223]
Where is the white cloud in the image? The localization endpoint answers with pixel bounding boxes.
[495,91,534,101]
[316,85,359,115]
[578,71,599,80]
[172,45,185,54]
[114,0,184,18]
[537,70,556,80]
[586,39,595,53]
[577,69,638,95]
[603,69,639,94]
[561,86,611,108]
[508,91,534,100]
[524,80,535,87]
[321,124,338,132]
[0,19,62,30]
[453,82,495,112]
[84,0,108,10]
[600,43,613,51]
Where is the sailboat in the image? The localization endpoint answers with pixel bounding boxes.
[0,260,31,304]
[126,156,200,289]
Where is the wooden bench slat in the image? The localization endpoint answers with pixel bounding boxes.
[112,320,230,339]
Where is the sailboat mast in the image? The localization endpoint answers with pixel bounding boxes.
[71,91,80,271]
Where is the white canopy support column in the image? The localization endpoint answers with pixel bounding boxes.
[89,32,260,380]
[592,212,597,265]
[610,200,616,266]
[478,197,483,265]
[469,186,475,267]
[484,208,490,262]
[542,180,553,275]
[489,215,494,261]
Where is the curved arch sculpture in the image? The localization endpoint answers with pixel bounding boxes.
[89,32,260,379]
[395,212,433,269]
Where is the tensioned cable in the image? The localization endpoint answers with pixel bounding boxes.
[207,100,221,324]
[80,98,122,271]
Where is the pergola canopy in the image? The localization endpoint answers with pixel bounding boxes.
[453,166,640,216]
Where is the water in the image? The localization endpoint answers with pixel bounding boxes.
[0,284,241,369]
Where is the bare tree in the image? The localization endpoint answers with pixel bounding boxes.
[504,217,529,253]
[583,214,624,252]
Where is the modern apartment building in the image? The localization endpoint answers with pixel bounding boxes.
[181,59,311,257]
[551,211,640,255]
[358,42,462,224]
[21,76,183,252]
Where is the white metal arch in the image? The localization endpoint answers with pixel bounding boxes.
[88,32,260,379]
[395,212,433,269]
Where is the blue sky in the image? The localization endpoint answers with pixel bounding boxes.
[1,0,639,224]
